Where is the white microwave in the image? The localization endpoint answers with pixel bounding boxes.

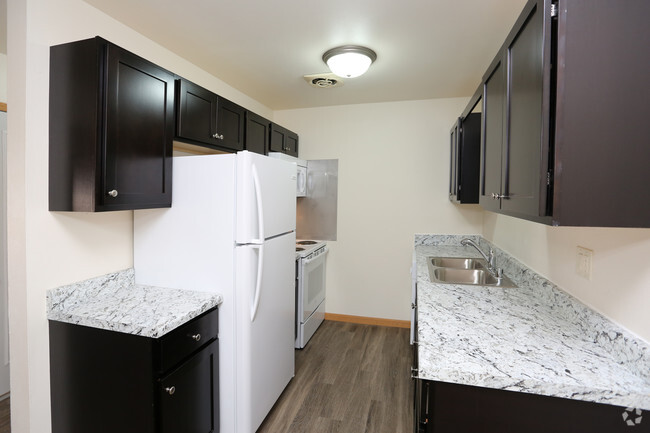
[268,152,307,197]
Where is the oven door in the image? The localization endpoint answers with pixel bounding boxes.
[300,247,328,322]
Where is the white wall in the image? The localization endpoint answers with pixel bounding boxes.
[7,0,273,431]
[275,99,484,321]
[483,213,650,343]
[0,53,6,103]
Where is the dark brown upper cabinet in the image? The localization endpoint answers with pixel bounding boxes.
[450,91,482,204]
[479,54,506,214]
[245,111,271,155]
[49,37,174,212]
[449,119,460,201]
[479,0,650,227]
[176,78,245,152]
[269,123,299,157]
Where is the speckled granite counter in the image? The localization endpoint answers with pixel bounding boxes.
[414,234,650,410]
[47,269,223,338]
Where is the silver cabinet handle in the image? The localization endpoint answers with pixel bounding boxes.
[212,133,224,140]
[491,193,509,200]
[107,190,118,197]
[411,367,418,379]
[191,334,201,342]
[165,386,176,395]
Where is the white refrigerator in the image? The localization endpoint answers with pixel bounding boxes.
[134,151,297,433]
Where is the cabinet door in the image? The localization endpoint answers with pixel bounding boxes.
[479,55,506,212]
[269,123,287,153]
[269,123,299,156]
[449,121,459,202]
[285,131,299,157]
[159,339,219,433]
[103,43,174,210]
[176,79,219,146]
[501,0,552,218]
[216,97,245,151]
[245,111,270,154]
[458,113,481,203]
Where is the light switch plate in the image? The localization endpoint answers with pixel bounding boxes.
[576,246,593,280]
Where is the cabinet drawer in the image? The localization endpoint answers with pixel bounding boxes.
[159,308,218,372]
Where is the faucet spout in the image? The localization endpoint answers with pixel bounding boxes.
[460,238,496,272]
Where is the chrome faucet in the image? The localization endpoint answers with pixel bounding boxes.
[460,238,502,279]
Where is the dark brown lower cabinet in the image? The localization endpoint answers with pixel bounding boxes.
[159,344,218,433]
[415,380,647,433]
[49,308,219,433]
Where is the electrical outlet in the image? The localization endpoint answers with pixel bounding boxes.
[576,246,593,280]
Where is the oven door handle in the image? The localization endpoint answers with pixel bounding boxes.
[302,247,329,266]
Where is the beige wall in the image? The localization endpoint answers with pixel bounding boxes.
[8,0,272,431]
[0,53,6,103]
[275,99,484,321]
[484,213,650,343]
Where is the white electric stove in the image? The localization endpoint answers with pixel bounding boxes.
[294,240,328,348]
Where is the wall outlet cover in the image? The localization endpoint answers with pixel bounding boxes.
[576,246,593,280]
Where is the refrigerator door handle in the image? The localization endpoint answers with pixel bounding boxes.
[251,164,265,244]
[250,243,264,322]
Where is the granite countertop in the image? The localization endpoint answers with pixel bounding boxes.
[415,234,650,410]
[46,268,223,338]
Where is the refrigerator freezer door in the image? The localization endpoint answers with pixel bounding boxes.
[236,151,296,243]
[235,232,295,433]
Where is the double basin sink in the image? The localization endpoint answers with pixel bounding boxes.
[427,257,517,288]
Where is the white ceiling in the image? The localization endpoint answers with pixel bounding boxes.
[83,0,527,110]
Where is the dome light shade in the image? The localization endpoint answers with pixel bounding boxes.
[322,45,377,78]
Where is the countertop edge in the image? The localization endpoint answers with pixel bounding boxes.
[46,269,223,338]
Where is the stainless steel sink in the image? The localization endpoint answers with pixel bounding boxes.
[427,256,517,288]
[429,257,486,270]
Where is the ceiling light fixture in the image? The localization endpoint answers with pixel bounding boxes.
[322,45,377,78]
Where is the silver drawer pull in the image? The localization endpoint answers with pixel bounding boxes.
[165,386,176,395]
[212,133,224,140]
[107,189,118,197]
[191,333,201,342]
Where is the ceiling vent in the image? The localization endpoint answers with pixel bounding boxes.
[303,73,344,89]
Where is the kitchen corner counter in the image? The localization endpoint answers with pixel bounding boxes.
[414,234,650,410]
[46,268,223,338]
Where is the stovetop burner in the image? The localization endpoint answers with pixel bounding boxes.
[295,240,327,259]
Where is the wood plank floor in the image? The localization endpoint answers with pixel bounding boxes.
[0,397,9,433]
[257,320,413,433]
